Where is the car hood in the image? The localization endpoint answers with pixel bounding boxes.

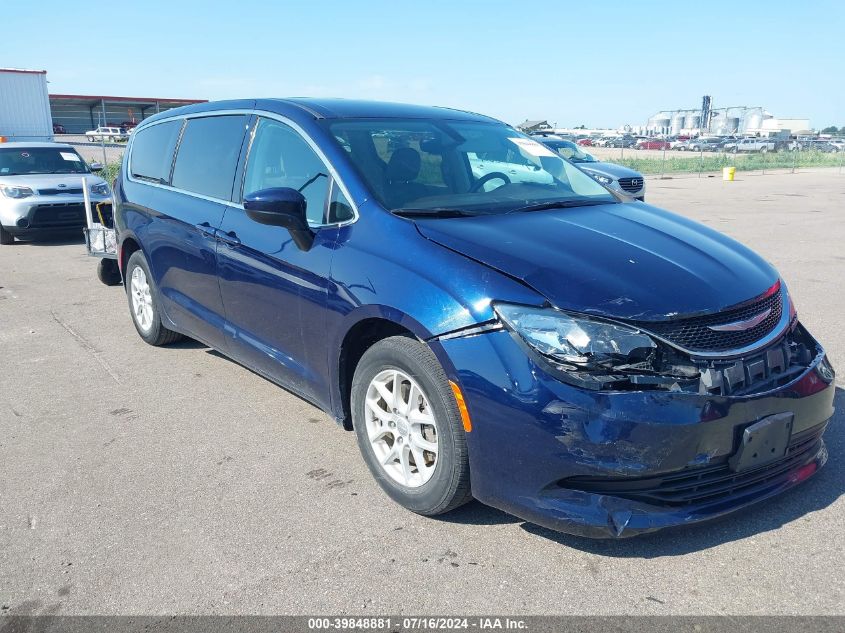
[576,162,642,179]
[414,203,778,321]
[0,173,106,191]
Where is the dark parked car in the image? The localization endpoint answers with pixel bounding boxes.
[713,136,740,151]
[687,137,722,152]
[605,135,637,148]
[114,98,835,538]
[769,138,798,152]
[801,140,840,153]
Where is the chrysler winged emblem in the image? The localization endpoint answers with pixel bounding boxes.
[707,308,771,332]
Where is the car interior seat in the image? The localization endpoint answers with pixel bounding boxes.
[383,147,428,208]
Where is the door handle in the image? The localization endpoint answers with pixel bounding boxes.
[217,230,241,247]
[196,221,217,238]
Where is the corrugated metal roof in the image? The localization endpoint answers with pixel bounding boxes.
[0,68,47,75]
[50,94,206,106]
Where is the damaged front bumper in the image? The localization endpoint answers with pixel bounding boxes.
[438,324,835,538]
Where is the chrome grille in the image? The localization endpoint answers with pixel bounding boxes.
[30,203,86,228]
[618,177,643,193]
[631,285,783,353]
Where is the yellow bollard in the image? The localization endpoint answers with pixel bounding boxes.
[722,166,736,181]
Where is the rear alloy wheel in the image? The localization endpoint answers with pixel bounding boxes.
[352,336,472,516]
[0,226,13,245]
[124,250,183,346]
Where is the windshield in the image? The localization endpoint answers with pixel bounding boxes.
[324,119,616,215]
[542,140,596,163]
[0,147,89,176]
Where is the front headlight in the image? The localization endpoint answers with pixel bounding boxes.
[0,185,34,199]
[90,182,111,196]
[494,303,656,369]
[588,173,613,186]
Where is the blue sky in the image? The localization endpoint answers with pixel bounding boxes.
[2,0,843,128]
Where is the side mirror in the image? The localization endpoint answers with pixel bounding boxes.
[243,187,314,251]
[90,162,104,172]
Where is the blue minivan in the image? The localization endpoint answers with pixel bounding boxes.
[114,99,835,538]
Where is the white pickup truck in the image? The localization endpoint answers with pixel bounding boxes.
[85,126,128,143]
[722,138,776,154]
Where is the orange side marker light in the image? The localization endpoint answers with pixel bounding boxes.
[449,380,472,432]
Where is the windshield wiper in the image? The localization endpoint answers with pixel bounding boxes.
[393,208,476,218]
[508,199,613,213]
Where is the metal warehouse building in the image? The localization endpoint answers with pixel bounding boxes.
[50,94,206,133]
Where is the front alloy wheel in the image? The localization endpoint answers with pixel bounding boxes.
[352,336,472,516]
[365,369,439,488]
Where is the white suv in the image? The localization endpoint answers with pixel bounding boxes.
[85,126,128,143]
[0,142,111,244]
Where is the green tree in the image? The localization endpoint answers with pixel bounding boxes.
[821,125,838,134]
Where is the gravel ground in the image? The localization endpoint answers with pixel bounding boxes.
[0,170,843,616]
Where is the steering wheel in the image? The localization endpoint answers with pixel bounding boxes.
[470,171,511,193]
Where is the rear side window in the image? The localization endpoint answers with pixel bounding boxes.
[172,115,248,200]
[130,120,182,183]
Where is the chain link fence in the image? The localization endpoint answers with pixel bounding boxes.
[582,139,844,178]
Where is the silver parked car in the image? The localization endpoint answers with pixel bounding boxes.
[536,137,646,200]
[0,142,111,244]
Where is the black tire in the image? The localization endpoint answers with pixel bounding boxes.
[0,226,13,245]
[124,250,183,346]
[351,335,472,516]
[97,258,122,286]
